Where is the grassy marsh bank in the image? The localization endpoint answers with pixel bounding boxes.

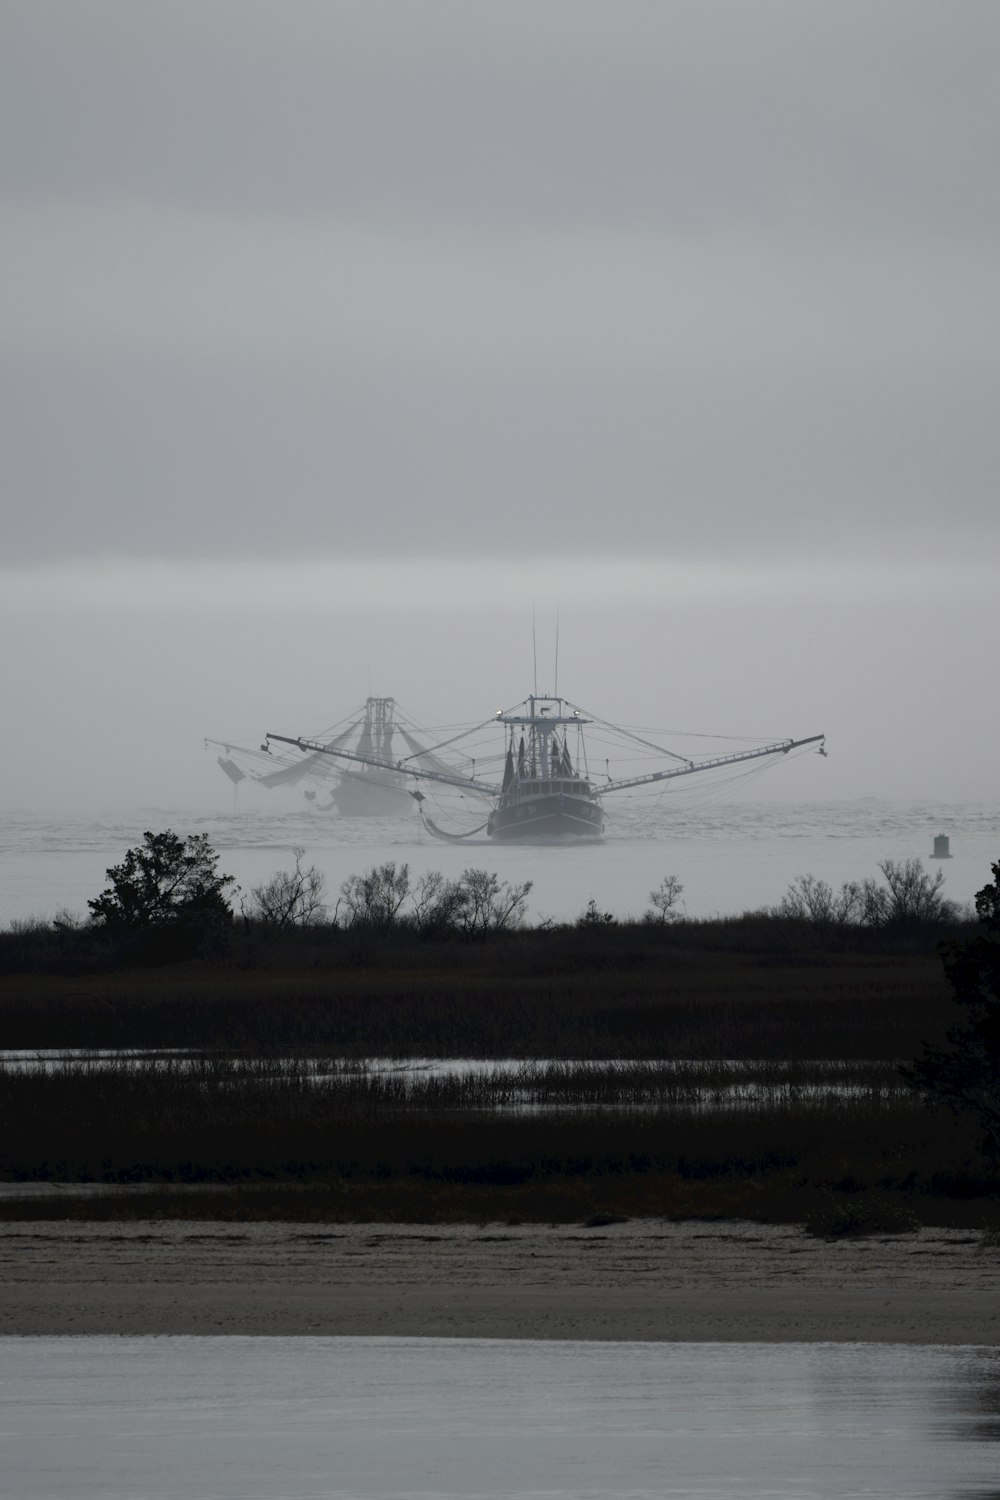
[1,912,996,1229]
[1,1054,989,1229]
[0,914,964,1058]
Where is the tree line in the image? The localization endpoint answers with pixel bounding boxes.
[75,830,966,936]
[70,829,687,937]
[2,829,998,1169]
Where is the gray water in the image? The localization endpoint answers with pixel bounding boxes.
[2,1337,999,1498]
[1,799,997,926]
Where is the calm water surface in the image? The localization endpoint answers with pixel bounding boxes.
[2,1337,999,1498]
[1,799,996,925]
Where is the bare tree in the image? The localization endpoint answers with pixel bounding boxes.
[410,870,469,936]
[456,869,533,933]
[849,858,958,929]
[646,875,684,924]
[875,857,957,924]
[776,861,954,929]
[778,874,861,926]
[336,862,411,930]
[246,848,327,929]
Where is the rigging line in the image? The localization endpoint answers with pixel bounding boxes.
[387,702,449,733]
[616,741,789,805]
[282,706,362,742]
[207,739,282,767]
[396,716,498,765]
[567,703,693,766]
[671,757,789,806]
[613,723,774,743]
[400,717,497,732]
[581,731,668,760]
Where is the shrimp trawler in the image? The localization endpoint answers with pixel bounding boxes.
[320,696,412,816]
[488,699,604,839]
[209,696,449,817]
[265,694,826,843]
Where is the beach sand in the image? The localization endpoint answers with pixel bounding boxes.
[2,1219,999,1342]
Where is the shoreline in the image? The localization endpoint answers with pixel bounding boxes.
[3,1219,998,1343]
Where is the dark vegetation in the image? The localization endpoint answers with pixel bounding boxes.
[0,912,966,1058]
[0,837,997,1233]
[905,859,1000,1163]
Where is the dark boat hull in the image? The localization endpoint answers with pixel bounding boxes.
[487,791,604,841]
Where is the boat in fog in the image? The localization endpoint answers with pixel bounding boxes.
[265,693,826,843]
[487,698,603,840]
[209,697,452,817]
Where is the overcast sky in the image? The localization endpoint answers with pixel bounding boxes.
[1,1,997,809]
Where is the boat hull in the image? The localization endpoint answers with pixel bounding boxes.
[328,770,416,817]
[487,791,604,842]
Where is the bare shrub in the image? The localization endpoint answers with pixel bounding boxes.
[778,859,956,929]
[778,874,861,926]
[646,875,684,924]
[410,871,469,936]
[336,862,411,930]
[875,857,958,925]
[246,849,327,929]
[456,869,533,933]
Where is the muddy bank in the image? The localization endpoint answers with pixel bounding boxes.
[2,1219,998,1343]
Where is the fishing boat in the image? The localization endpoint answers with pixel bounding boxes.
[319,697,413,816]
[487,699,604,840]
[208,697,449,817]
[265,694,826,843]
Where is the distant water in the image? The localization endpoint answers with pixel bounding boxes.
[0,800,996,926]
[2,1337,998,1498]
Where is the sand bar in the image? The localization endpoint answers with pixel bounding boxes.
[3,1219,999,1342]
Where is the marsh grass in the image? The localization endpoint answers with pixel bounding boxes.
[1,911,991,1226]
[2,1056,994,1230]
[0,916,957,1061]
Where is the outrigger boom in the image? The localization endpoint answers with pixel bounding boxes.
[264,733,502,797]
[264,706,826,844]
[600,734,827,794]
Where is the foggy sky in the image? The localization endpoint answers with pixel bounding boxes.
[2,2,998,808]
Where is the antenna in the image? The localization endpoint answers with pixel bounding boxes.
[532,603,538,696]
[554,602,560,698]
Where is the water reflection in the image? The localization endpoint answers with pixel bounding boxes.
[0,1049,897,1112]
[949,1348,1000,1459]
[1,1338,998,1498]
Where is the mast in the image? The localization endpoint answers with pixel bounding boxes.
[496,697,591,785]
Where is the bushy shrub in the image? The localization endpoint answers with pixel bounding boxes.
[88,830,236,932]
[577,899,616,928]
[904,858,1000,1160]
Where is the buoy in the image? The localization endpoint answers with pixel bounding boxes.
[932,834,951,860]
